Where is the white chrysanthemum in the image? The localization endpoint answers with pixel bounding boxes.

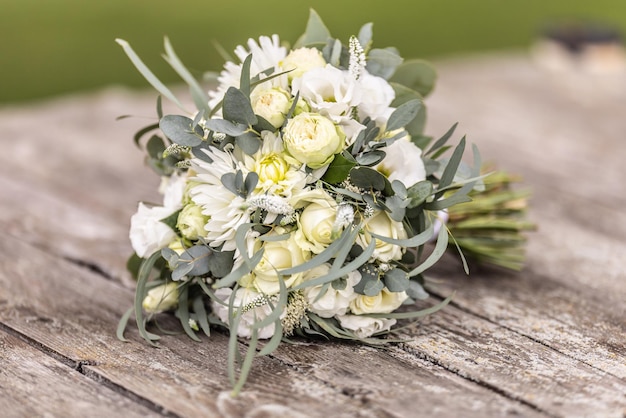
[237,131,307,198]
[209,35,288,109]
[375,135,426,188]
[190,146,250,251]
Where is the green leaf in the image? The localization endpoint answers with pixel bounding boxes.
[438,137,466,191]
[126,253,142,281]
[387,99,421,132]
[223,87,257,126]
[146,135,166,159]
[363,279,384,297]
[116,307,134,342]
[159,209,181,232]
[370,222,434,247]
[407,181,433,208]
[239,54,252,98]
[384,268,409,292]
[178,245,212,277]
[133,123,160,148]
[236,131,262,155]
[358,22,373,51]
[115,39,186,111]
[294,8,331,48]
[209,250,235,278]
[350,166,387,191]
[204,119,247,136]
[175,285,202,342]
[163,37,210,118]
[192,295,211,338]
[408,225,449,277]
[356,150,386,166]
[366,48,403,79]
[134,251,163,346]
[389,59,437,97]
[426,122,458,157]
[160,115,203,147]
[322,151,356,184]
[366,293,453,319]
[389,83,427,138]
[407,280,429,300]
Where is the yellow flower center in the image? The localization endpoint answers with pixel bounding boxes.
[256,153,289,184]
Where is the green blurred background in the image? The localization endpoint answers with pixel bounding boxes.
[2,0,625,104]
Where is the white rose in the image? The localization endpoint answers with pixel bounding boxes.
[280,47,326,81]
[304,265,360,318]
[292,64,362,123]
[291,189,338,253]
[129,202,178,258]
[250,87,292,128]
[176,203,209,241]
[357,210,407,262]
[283,112,345,169]
[375,135,426,188]
[247,231,311,295]
[212,288,279,339]
[142,282,179,313]
[337,314,397,338]
[350,288,408,315]
[357,71,396,123]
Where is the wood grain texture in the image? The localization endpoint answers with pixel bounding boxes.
[0,329,158,418]
[1,53,625,417]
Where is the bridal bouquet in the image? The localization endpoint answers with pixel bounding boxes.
[117,10,532,394]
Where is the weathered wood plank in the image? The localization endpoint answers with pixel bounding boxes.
[0,329,158,418]
[0,234,369,418]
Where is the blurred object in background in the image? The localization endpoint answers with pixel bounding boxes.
[531,20,626,74]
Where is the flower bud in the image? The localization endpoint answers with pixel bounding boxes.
[142,282,179,314]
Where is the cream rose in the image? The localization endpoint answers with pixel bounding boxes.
[129,203,178,258]
[291,189,338,253]
[357,210,407,262]
[337,314,397,338]
[142,282,179,314]
[282,112,345,169]
[176,203,209,241]
[245,231,311,295]
[349,287,408,315]
[212,288,279,339]
[303,265,360,318]
[280,47,326,80]
[250,87,291,128]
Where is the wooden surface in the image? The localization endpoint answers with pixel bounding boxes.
[0,53,625,417]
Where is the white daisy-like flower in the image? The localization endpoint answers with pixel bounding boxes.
[190,146,250,251]
[209,35,288,109]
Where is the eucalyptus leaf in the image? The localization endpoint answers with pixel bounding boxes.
[383,268,409,292]
[146,135,166,160]
[116,39,186,111]
[239,54,252,97]
[389,59,437,97]
[163,37,210,118]
[223,87,257,126]
[407,280,429,300]
[133,123,160,148]
[178,245,212,277]
[358,22,373,50]
[366,48,403,79]
[426,122,458,157]
[349,166,386,191]
[407,181,433,208]
[236,131,262,155]
[356,150,386,166]
[363,279,384,297]
[294,8,331,48]
[160,115,203,147]
[386,99,421,132]
[204,118,247,136]
[209,250,235,278]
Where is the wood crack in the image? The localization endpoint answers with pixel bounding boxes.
[0,322,180,418]
[63,255,115,281]
[397,342,557,418]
